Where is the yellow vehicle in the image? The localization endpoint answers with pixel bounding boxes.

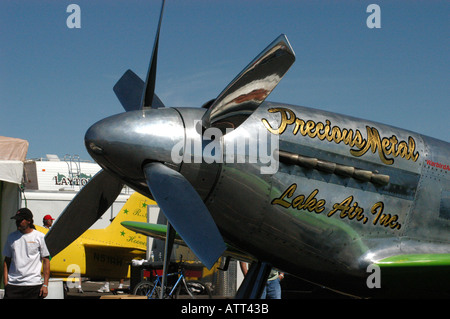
[37,192,152,280]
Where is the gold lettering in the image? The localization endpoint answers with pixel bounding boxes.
[261,108,296,135]
[371,202,401,230]
[331,126,342,143]
[396,141,408,158]
[272,186,326,214]
[347,202,365,221]
[390,136,398,152]
[315,199,326,213]
[353,130,364,149]
[327,196,368,223]
[262,108,420,165]
[315,122,325,140]
[322,120,331,140]
[305,120,316,138]
[271,183,297,208]
[292,194,305,208]
[328,196,353,217]
[408,136,419,161]
[341,129,354,146]
[271,184,401,231]
[382,137,392,155]
[293,118,304,135]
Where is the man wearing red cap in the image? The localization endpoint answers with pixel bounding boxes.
[43,214,55,229]
[2,208,50,299]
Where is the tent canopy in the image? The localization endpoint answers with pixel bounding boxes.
[0,136,28,162]
[0,136,28,184]
[1,136,28,276]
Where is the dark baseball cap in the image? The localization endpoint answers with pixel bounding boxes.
[11,208,33,221]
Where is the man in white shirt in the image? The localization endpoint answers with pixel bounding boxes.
[3,208,50,299]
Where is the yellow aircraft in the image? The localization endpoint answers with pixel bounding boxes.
[37,192,152,280]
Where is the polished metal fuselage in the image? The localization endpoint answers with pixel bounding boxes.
[85,102,450,295]
[206,103,450,295]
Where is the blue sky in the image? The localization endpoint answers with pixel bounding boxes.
[1,0,448,160]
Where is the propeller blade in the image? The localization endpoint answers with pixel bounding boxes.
[143,162,226,269]
[45,170,124,257]
[141,0,165,108]
[202,34,295,129]
[113,69,165,111]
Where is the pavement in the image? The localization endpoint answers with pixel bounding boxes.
[65,274,353,299]
[66,279,216,299]
[66,280,132,299]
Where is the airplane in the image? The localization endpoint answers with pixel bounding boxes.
[45,1,450,298]
[38,192,150,281]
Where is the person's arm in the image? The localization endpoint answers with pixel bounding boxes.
[40,257,50,298]
[3,257,11,286]
[239,262,248,276]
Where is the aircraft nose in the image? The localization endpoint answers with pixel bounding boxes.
[85,108,185,178]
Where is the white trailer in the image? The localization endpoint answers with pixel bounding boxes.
[22,154,132,229]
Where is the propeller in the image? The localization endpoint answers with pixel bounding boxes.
[45,0,296,287]
[45,170,124,257]
[113,0,165,111]
[113,69,165,111]
[141,0,165,108]
[143,162,225,269]
[202,34,295,130]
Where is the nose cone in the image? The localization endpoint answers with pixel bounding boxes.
[85,108,185,181]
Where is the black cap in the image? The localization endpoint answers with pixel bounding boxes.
[11,208,33,221]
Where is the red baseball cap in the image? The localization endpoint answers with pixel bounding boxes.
[43,214,55,221]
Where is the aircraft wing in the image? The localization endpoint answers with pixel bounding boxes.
[121,221,253,262]
[374,254,450,293]
[376,254,450,268]
[121,221,184,244]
